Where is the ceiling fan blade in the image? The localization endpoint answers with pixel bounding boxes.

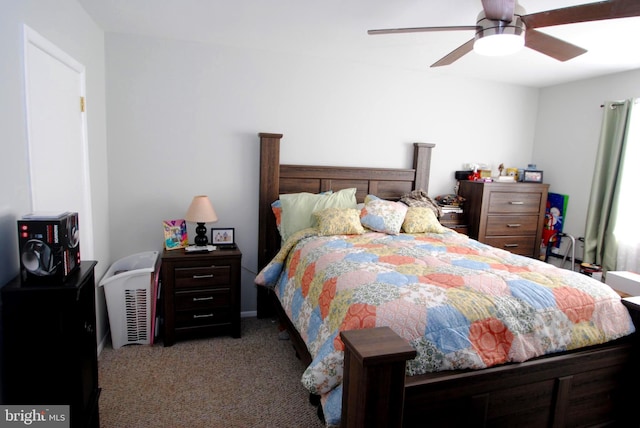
[481,0,516,21]
[525,29,587,61]
[522,0,640,29]
[368,26,477,35]
[431,39,475,67]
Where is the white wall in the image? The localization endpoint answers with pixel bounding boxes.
[0,0,110,345]
[533,69,640,259]
[105,33,540,313]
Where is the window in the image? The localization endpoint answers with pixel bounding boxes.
[613,103,640,272]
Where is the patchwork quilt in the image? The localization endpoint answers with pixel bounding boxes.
[255,228,634,427]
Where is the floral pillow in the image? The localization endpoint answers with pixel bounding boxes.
[313,208,365,236]
[360,195,408,235]
[402,207,446,234]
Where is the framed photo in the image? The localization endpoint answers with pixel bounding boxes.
[523,170,544,183]
[163,219,188,250]
[211,228,235,245]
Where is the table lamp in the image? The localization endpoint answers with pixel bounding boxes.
[185,195,218,246]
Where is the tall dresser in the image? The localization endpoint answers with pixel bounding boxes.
[459,181,549,259]
[1,261,100,428]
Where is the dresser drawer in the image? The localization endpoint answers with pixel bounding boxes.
[483,236,537,256]
[485,215,539,236]
[175,308,232,328]
[175,288,230,311]
[488,192,542,214]
[174,265,231,289]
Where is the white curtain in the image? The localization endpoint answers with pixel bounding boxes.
[613,99,640,273]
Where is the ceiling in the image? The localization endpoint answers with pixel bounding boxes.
[77,0,640,88]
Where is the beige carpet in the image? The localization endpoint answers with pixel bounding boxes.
[98,317,325,428]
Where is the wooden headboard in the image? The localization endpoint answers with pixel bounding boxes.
[257,132,435,317]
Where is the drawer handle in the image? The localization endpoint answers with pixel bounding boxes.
[193,296,214,302]
[504,243,519,248]
[509,201,524,205]
[193,274,214,279]
[193,313,214,319]
[506,224,521,228]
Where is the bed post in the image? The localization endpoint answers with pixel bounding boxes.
[257,132,283,318]
[340,327,417,428]
[413,143,435,194]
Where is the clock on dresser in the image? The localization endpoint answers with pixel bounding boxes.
[161,248,242,346]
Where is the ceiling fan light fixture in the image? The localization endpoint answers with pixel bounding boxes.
[473,9,525,57]
[474,33,524,56]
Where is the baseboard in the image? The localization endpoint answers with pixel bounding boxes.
[241,310,257,318]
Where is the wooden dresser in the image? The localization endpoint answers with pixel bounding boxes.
[458,181,549,258]
[2,261,100,428]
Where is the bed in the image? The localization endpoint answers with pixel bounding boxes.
[255,132,640,428]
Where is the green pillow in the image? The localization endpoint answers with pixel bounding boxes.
[280,188,357,242]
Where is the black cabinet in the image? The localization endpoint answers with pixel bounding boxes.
[1,261,100,428]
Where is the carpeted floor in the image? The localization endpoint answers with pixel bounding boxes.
[98,317,325,428]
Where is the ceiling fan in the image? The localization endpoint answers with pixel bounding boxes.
[368,0,640,67]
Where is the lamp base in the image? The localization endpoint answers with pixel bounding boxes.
[194,222,208,246]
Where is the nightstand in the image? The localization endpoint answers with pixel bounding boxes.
[162,248,242,346]
[440,210,468,235]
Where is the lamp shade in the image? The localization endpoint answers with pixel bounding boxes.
[185,195,218,224]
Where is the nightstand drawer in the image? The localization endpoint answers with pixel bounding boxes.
[175,308,231,327]
[483,236,536,256]
[440,211,465,225]
[175,288,231,310]
[488,192,542,214]
[174,265,231,289]
[486,215,539,236]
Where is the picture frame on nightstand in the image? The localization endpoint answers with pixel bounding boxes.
[163,219,188,250]
[211,227,236,249]
[522,170,543,183]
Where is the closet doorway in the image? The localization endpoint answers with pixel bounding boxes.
[23,25,94,259]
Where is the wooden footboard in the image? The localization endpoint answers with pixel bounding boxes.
[341,300,640,428]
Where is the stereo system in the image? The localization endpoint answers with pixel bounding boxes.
[18,212,80,283]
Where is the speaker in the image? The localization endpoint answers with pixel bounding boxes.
[18,212,80,283]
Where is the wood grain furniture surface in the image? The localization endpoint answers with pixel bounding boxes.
[1,261,101,428]
[439,210,468,235]
[459,180,549,258]
[256,132,640,428]
[162,248,241,346]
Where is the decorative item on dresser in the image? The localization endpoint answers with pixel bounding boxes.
[458,180,549,258]
[162,247,241,346]
[1,261,100,428]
